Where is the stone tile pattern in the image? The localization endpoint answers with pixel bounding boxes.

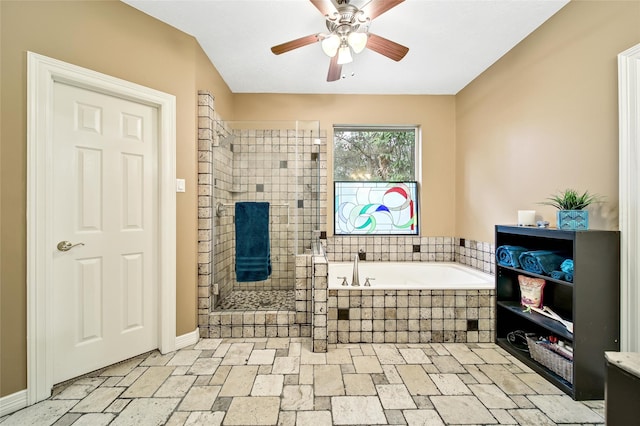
[328,289,495,344]
[2,338,605,426]
[295,254,313,326]
[324,235,494,275]
[197,91,215,338]
[313,256,329,352]
[215,290,294,311]
[206,309,308,339]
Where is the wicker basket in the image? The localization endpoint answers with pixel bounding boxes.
[526,337,573,383]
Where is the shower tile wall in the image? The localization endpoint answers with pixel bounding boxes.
[213,128,326,295]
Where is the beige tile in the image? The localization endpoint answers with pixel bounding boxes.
[188,357,222,375]
[508,408,556,425]
[223,397,280,425]
[221,342,254,365]
[429,373,471,395]
[314,365,345,396]
[272,357,300,374]
[248,349,276,365]
[431,355,466,373]
[477,364,535,395]
[219,365,259,397]
[326,348,352,364]
[140,352,174,367]
[443,344,484,364]
[352,356,383,374]
[468,384,517,409]
[194,338,223,350]
[527,395,604,423]
[343,374,377,395]
[72,413,115,426]
[165,411,190,426]
[372,344,406,364]
[331,396,387,425]
[167,350,202,366]
[431,395,497,424]
[154,376,196,398]
[117,367,147,387]
[0,400,78,426]
[110,398,180,426]
[403,409,445,426]
[121,366,174,398]
[399,348,431,364]
[277,411,296,426]
[251,374,284,396]
[301,347,327,364]
[376,384,417,409]
[71,387,124,413]
[185,411,225,425]
[472,348,510,364]
[295,410,333,426]
[178,385,221,411]
[395,364,440,395]
[514,373,565,394]
[52,384,99,400]
[281,385,314,410]
[101,358,143,377]
[489,408,518,424]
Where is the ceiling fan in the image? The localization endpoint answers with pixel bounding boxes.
[270,0,409,82]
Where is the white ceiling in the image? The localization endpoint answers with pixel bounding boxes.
[122,0,569,95]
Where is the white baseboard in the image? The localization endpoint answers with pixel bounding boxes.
[0,389,28,417]
[175,327,200,350]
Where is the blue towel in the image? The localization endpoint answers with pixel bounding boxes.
[550,270,565,280]
[565,273,573,283]
[496,245,528,268]
[235,202,271,282]
[518,250,565,276]
[561,259,574,274]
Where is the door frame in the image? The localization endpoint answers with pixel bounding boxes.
[619,43,640,352]
[26,52,176,404]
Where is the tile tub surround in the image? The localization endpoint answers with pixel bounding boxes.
[327,289,495,344]
[324,235,495,275]
[1,337,606,425]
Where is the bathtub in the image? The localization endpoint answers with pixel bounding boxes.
[328,261,494,290]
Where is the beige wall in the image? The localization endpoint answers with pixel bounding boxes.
[0,0,232,396]
[233,94,457,237]
[456,0,640,242]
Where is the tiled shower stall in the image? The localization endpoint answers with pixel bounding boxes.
[197,91,326,338]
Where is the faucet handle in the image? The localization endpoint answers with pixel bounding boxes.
[364,277,375,286]
[337,276,349,286]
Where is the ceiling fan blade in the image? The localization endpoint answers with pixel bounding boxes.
[327,55,342,82]
[310,0,338,17]
[271,34,320,55]
[361,0,405,20]
[366,33,409,61]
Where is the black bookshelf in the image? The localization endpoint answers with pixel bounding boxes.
[495,225,620,400]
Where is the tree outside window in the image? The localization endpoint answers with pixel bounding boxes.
[333,126,417,181]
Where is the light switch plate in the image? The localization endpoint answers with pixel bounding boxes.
[176,178,186,192]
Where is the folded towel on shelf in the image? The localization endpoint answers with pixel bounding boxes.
[235,202,271,282]
[518,250,565,276]
[560,259,574,274]
[565,273,574,282]
[496,245,528,268]
[550,270,565,280]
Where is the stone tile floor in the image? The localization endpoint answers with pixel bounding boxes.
[0,338,605,425]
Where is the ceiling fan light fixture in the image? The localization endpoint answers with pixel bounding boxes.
[337,45,353,65]
[347,31,368,54]
[321,34,340,57]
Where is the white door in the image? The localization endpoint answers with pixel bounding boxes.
[51,81,158,383]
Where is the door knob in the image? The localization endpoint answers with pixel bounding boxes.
[57,241,85,252]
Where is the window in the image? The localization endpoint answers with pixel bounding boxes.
[333,126,418,181]
[333,126,420,235]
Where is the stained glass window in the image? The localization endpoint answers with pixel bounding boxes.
[334,181,419,235]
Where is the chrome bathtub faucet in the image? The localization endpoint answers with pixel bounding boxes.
[352,254,360,286]
[364,277,375,287]
[337,276,348,286]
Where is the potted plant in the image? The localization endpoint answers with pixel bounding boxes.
[540,189,603,230]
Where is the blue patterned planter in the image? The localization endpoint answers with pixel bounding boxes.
[557,210,589,230]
